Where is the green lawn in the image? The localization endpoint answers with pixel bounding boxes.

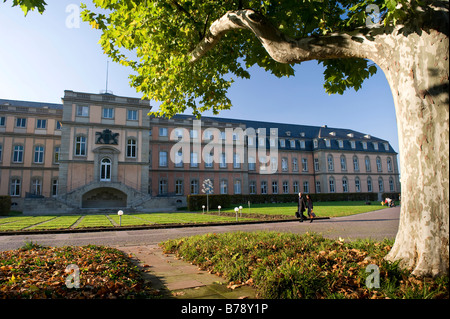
[0,201,392,232]
[209,201,389,218]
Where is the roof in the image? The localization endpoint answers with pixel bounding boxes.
[172,114,397,154]
[0,98,63,110]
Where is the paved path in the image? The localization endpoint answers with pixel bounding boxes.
[0,207,399,251]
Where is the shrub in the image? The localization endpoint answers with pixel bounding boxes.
[0,196,11,216]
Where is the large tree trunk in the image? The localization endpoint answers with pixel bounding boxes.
[381,27,449,277]
[189,8,449,276]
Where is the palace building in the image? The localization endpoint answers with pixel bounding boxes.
[0,90,400,214]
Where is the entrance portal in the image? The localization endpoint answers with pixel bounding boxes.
[82,187,127,208]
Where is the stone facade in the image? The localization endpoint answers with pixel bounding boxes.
[0,90,400,214]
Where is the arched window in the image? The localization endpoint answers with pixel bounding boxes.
[329,177,335,193]
[100,158,111,181]
[342,177,348,193]
[327,154,334,171]
[355,177,361,192]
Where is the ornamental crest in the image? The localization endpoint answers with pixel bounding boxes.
[96,129,119,145]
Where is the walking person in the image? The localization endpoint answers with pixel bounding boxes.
[297,192,307,222]
[306,194,316,223]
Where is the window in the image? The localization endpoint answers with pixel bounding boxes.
[31,178,42,195]
[353,156,359,171]
[52,179,58,197]
[342,177,348,193]
[329,177,335,193]
[13,145,24,163]
[261,181,267,194]
[281,158,288,171]
[175,180,183,195]
[282,181,289,194]
[53,146,61,164]
[126,138,137,158]
[190,129,198,139]
[362,142,367,150]
[159,151,168,167]
[248,156,256,170]
[387,157,393,172]
[300,140,305,149]
[302,158,308,172]
[271,157,278,172]
[389,177,395,192]
[270,138,276,147]
[292,158,298,171]
[220,180,228,194]
[280,139,285,147]
[373,142,379,150]
[127,109,138,121]
[76,105,89,117]
[36,119,46,129]
[234,180,241,194]
[247,136,254,146]
[0,144,2,162]
[367,177,373,192]
[327,155,334,171]
[159,127,168,137]
[376,157,382,172]
[315,181,321,193]
[100,158,112,181]
[303,181,309,193]
[204,152,213,168]
[355,177,361,192]
[313,139,318,148]
[293,181,299,194]
[190,152,198,167]
[175,150,183,167]
[258,137,265,147]
[249,181,256,194]
[159,179,168,195]
[34,146,44,163]
[378,178,384,192]
[314,158,320,171]
[325,139,331,147]
[340,155,347,171]
[290,140,296,148]
[338,140,344,148]
[75,136,87,156]
[365,156,371,172]
[16,118,26,128]
[103,108,114,119]
[56,121,62,130]
[272,181,278,194]
[233,153,241,168]
[384,143,389,151]
[350,140,356,149]
[220,153,226,168]
[10,178,21,196]
[204,129,213,140]
[0,117,5,126]
[190,179,199,194]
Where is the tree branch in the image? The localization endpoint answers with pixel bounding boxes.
[189,9,379,64]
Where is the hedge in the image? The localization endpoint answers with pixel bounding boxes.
[187,192,380,211]
[0,196,11,216]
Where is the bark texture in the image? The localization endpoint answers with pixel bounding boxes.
[189,7,449,276]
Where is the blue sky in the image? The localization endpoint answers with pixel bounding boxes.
[0,1,399,161]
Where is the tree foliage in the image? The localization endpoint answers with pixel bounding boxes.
[5,0,423,117]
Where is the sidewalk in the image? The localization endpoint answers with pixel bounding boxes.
[117,244,257,299]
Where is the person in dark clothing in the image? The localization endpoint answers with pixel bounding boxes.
[306,194,316,223]
[297,192,307,222]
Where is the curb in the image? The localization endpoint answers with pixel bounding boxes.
[0,217,330,236]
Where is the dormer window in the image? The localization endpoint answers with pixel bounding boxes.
[362,142,367,150]
[384,142,389,151]
[350,140,356,149]
[338,140,344,148]
[313,139,318,148]
[325,139,331,147]
[373,142,378,150]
